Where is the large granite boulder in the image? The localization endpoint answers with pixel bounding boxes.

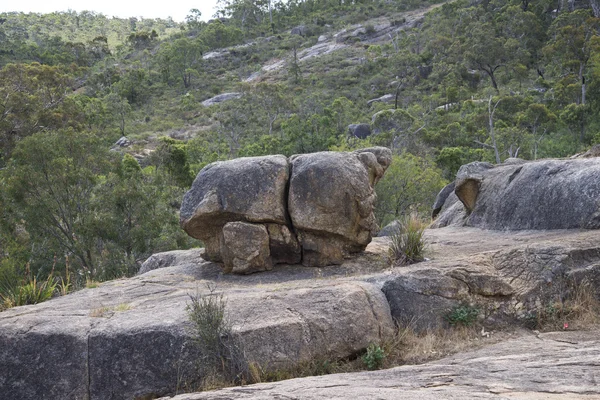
[180,155,289,263]
[289,149,391,266]
[181,148,392,272]
[432,158,600,230]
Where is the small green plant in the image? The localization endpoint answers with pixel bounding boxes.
[186,287,250,389]
[361,343,385,370]
[445,304,480,327]
[58,257,72,296]
[389,214,426,265]
[85,279,100,289]
[0,264,57,310]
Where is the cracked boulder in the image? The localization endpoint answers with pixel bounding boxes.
[180,155,290,261]
[432,158,600,230]
[181,148,392,272]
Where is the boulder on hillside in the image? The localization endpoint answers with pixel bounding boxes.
[348,123,372,139]
[432,158,600,230]
[291,25,310,36]
[181,148,392,271]
[367,94,395,106]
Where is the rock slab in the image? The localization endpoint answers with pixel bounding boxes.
[162,329,600,400]
[433,158,600,230]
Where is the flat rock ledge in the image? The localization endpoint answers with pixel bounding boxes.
[2,227,600,399]
[163,328,600,400]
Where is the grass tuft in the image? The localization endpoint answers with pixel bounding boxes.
[389,214,427,265]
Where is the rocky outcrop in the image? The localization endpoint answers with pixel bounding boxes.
[0,251,395,400]
[290,25,309,36]
[432,158,600,230]
[180,148,392,271]
[3,227,600,399]
[348,123,372,139]
[161,329,600,400]
[201,92,242,107]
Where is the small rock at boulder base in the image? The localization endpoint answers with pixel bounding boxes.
[221,222,272,274]
[433,157,600,230]
[180,147,392,272]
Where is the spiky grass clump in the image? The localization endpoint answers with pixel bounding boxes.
[389,214,427,265]
[0,265,57,310]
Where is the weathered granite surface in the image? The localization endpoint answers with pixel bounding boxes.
[2,228,600,399]
[163,329,600,400]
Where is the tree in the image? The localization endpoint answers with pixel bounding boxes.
[158,38,204,88]
[244,83,292,137]
[186,8,204,32]
[375,153,447,226]
[3,130,114,276]
[0,63,78,165]
[517,103,557,159]
[543,10,600,103]
[198,20,243,51]
[461,21,513,92]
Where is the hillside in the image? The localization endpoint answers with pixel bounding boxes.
[2,0,600,296]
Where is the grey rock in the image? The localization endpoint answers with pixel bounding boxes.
[377,220,401,237]
[4,227,600,399]
[181,148,391,271]
[220,222,272,274]
[454,161,494,212]
[180,155,289,261]
[431,181,455,219]
[367,94,395,106]
[289,148,392,266]
[435,158,600,230]
[348,123,372,139]
[114,136,131,147]
[291,25,309,36]
[266,223,302,265]
[0,256,394,399]
[161,329,600,400]
[201,92,242,107]
[139,248,205,274]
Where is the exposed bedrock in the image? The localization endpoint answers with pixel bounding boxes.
[180,147,392,272]
[432,158,600,230]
